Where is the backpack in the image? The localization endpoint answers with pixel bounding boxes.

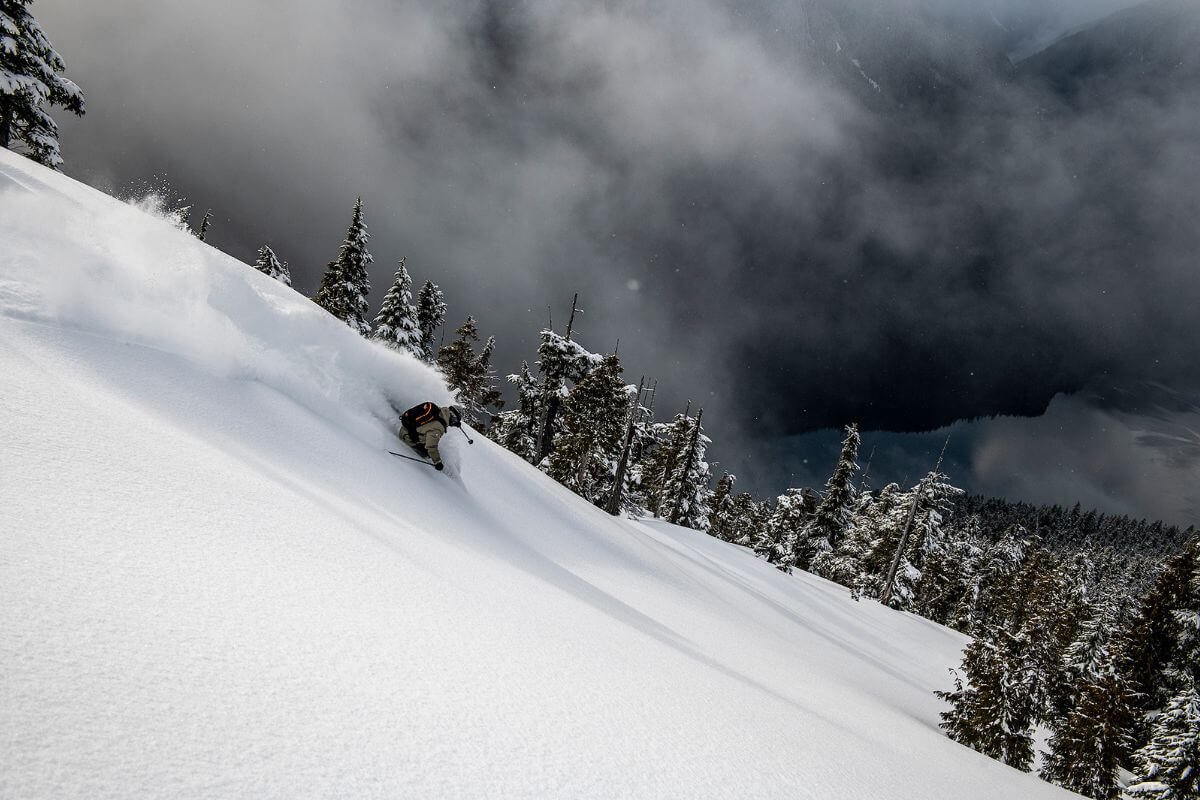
[401,402,441,436]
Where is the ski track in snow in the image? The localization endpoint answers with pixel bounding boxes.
[0,149,1079,799]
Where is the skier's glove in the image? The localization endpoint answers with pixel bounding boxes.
[434,462,445,471]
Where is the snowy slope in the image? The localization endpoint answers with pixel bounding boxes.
[0,148,1077,799]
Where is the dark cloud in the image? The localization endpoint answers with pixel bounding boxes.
[32,0,1200,523]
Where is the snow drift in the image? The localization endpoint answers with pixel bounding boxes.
[0,148,1078,799]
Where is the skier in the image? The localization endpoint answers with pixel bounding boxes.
[399,402,463,471]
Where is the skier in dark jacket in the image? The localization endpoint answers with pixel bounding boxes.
[399,402,463,470]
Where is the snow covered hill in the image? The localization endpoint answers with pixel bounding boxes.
[0,148,1077,799]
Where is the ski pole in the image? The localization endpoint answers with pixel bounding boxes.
[459,427,474,445]
[388,450,437,466]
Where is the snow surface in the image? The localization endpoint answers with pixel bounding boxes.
[0,148,1079,799]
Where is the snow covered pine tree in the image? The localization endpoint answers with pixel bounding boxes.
[253,245,291,286]
[533,313,600,464]
[490,361,540,462]
[938,629,1037,771]
[0,0,84,168]
[799,424,859,570]
[662,408,713,531]
[371,258,422,359]
[415,279,447,364]
[547,354,628,503]
[1125,686,1200,800]
[437,317,503,426]
[312,198,372,335]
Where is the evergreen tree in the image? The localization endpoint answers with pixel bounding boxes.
[619,390,660,517]
[416,279,447,363]
[313,198,373,335]
[813,488,878,589]
[533,324,600,463]
[605,379,648,517]
[437,317,503,425]
[197,209,213,241]
[1059,597,1119,716]
[1041,662,1137,799]
[1126,686,1200,800]
[547,355,628,502]
[852,483,910,596]
[938,629,1037,771]
[761,488,811,572]
[0,0,84,168]
[371,259,422,358]
[640,412,691,518]
[1122,541,1200,731]
[707,473,737,539]
[881,472,964,612]
[798,424,860,569]
[728,492,766,548]
[253,245,291,286]
[491,361,540,463]
[951,524,1032,635]
[662,409,713,531]
[475,336,505,426]
[917,523,983,625]
[1010,548,1078,717]
[1165,552,1200,697]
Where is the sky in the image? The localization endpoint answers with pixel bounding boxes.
[29,0,1200,527]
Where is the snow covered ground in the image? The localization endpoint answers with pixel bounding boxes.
[0,149,1078,799]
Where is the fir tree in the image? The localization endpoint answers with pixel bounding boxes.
[852,483,910,597]
[1123,541,1200,731]
[728,492,766,548]
[761,488,811,572]
[813,489,878,589]
[1011,549,1080,717]
[437,317,503,425]
[881,472,964,612]
[798,424,860,569]
[0,0,84,168]
[475,337,505,424]
[938,628,1037,771]
[547,355,628,502]
[1165,552,1200,697]
[1058,597,1119,716]
[253,245,291,286]
[606,378,647,517]
[313,198,373,335]
[491,361,540,463]
[197,209,213,241]
[619,389,660,517]
[1126,686,1200,800]
[663,409,713,531]
[416,279,447,363]
[706,473,737,539]
[951,524,1032,635]
[916,524,983,625]
[1040,662,1137,799]
[640,411,692,518]
[371,259,422,358]
[533,322,600,463]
